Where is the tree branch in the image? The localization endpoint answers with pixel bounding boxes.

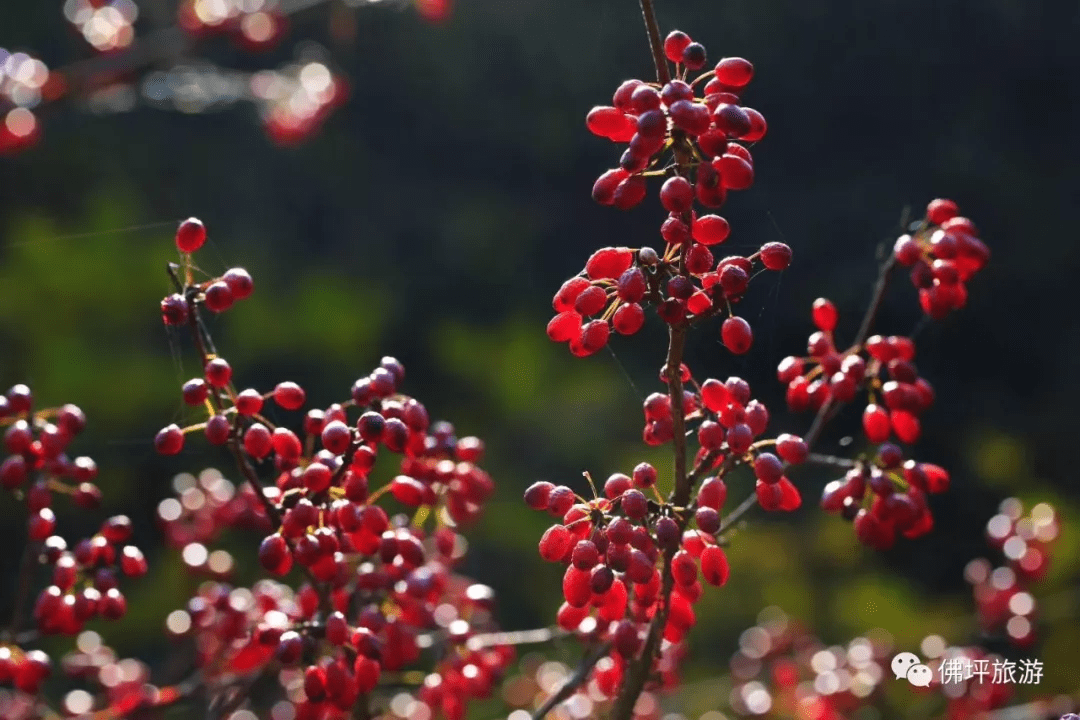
[531,641,613,720]
[638,0,671,85]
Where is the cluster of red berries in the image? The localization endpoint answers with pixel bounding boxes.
[819,444,946,550]
[780,306,936,445]
[546,31,790,357]
[1,385,102,518]
[0,50,50,154]
[523,397,807,703]
[547,239,792,357]
[30,515,146,636]
[64,0,138,52]
[893,199,989,319]
[151,218,512,719]
[0,385,147,699]
[969,499,1058,648]
[588,32,765,210]
[160,217,254,327]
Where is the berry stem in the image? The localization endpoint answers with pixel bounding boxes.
[638,0,671,85]
[531,640,613,720]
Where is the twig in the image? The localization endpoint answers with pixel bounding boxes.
[610,554,672,720]
[638,0,671,85]
[531,640,613,720]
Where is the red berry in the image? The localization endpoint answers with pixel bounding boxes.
[571,540,600,570]
[204,414,231,445]
[862,404,891,443]
[547,486,576,516]
[740,108,767,142]
[539,524,573,562]
[321,420,352,455]
[721,316,753,354]
[890,410,921,443]
[175,218,206,253]
[154,425,184,455]
[697,476,727,510]
[586,106,635,140]
[576,320,610,356]
[695,507,721,534]
[593,169,630,205]
[223,268,254,300]
[812,298,838,332]
[621,489,648,519]
[390,476,427,506]
[759,242,792,270]
[234,388,263,415]
[660,176,694,213]
[161,294,189,326]
[586,247,634,280]
[893,234,921,265]
[612,303,645,335]
[259,534,292,575]
[562,566,592,608]
[271,428,303,459]
[273,382,306,410]
[575,285,608,316]
[692,215,730,245]
[672,550,697,586]
[753,453,784,484]
[681,42,707,71]
[714,57,753,87]
[630,85,662,113]
[720,153,754,189]
[713,104,751,138]
[612,80,643,112]
[700,545,730,586]
[632,462,657,488]
[204,358,232,387]
[660,80,694,107]
[664,31,692,63]
[613,176,647,210]
[926,198,959,225]
[524,481,554,510]
[204,281,234,313]
[243,423,273,458]
[775,434,808,464]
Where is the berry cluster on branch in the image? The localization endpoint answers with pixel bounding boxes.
[532,2,991,715]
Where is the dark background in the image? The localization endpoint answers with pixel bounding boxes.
[1,0,1078,715]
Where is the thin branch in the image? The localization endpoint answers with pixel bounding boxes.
[610,553,672,720]
[717,491,757,535]
[854,252,899,350]
[531,640,613,720]
[638,0,671,85]
[667,324,690,505]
